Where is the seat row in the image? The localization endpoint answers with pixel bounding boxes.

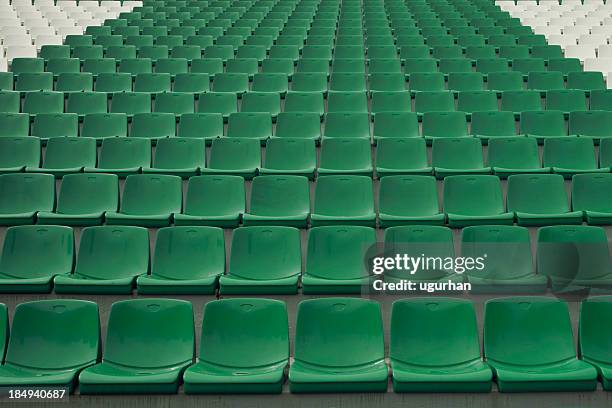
[2,222,612,294]
[0,296,611,393]
[4,171,612,228]
[6,136,612,180]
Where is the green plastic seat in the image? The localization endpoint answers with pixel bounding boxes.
[573,173,612,225]
[154,92,195,115]
[379,175,444,227]
[327,91,368,113]
[542,137,604,178]
[172,73,210,94]
[409,72,445,92]
[105,174,182,227]
[54,226,149,294]
[269,44,300,61]
[324,112,370,139]
[488,137,547,178]
[465,45,496,61]
[291,72,328,93]
[501,91,542,117]
[527,71,565,95]
[72,45,104,61]
[373,112,419,140]
[511,58,546,78]
[318,138,372,176]
[295,60,330,76]
[261,59,294,76]
[507,174,582,226]
[579,296,612,390]
[0,91,19,113]
[95,73,133,93]
[289,298,387,391]
[368,74,405,93]
[37,173,117,225]
[0,225,72,292]
[0,137,39,173]
[130,112,176,141]
[521,110,567,143]
[390,298,492,392]
[274,112,321,141]
[471,111,517,142]
[311,175,375,227]
[422,112,469,142]
[400,46,432,61]
[0,300,97,391]
[448,72,485,92]
[283,92,324,116]
[105,46,137,61]
[260,138,316,178]
[220,226,300,294]
[26,137,96,177]
[328,73,367,92]
[82,58,117,75]
[190,59,223,76]
[0,73,12,91]
[66,92,108,116]
[484,297,597,392]
[137,45,170,61]
[177,113,222,144]
[40,45,70,60]
[403,59,437,77]
[111,91,151,116]
[240,92,281,118]
[30,113,79,142]
[136,226,224,295]
[45,58,81,77]
[546,89,587,114]
[457,90,498,115]
[376,137,432,178]
[531,45,563,60]
[134,73,171,93]
[432,137,490,178]
[438,58,473,75]
[242,175,309,227]
[414,91,455,115]
[368,59,402,74]
[538,225,612,292]
[462,225,547,293]
[0,173,55,225]
[22,91,63,115]
[589,90,612,111]
[11,58,44,74]
[198,92,237,119]
[301,45,333,61]
[444,175,513,227]
[0,113,29,138]
[226,59,259,78]
[14,73,53,93]
[78,299,194,394]
[143,138,205,178]
[251,73,289,94]
[212,73,249,96]
[56,72,94,94]
[475,58,509,75]
[548,58,583,75]
[81,113,128,142]
[487,72,524,93]
[569,111,612,143]
[183,298,289,394]
[567,71,605,94]
[201,138,260,179]
[204,45,238,62]
[174,175,245,227]
[227,112,272,142]
[154,58,189,75]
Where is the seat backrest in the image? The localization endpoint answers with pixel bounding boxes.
[152,226,225,280]
[443,175,505,215]
[98,137,151,168]
[249,175,310,215]
[572,173,612,213]
[484,297,577,366]
[6,300,99,369]
[75,226,149,280]
[391,298,481,366]
[120,174,182,214]
[294,298,384,367]
[184,175,245,215]
[57,174,118,214]
[306,226,377,280]
[0,225,73,279]
[229,226,301,280]
[0,137,40,169]
[103,299,194,368]
[0,173,55,213]
[580,296,612,364]
[313,175,374,216]
[199,298,289,367]
[507,174,570,213]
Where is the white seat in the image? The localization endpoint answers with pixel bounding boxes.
[56,25,83,37]
[535,26,562,36]
[2,34,32,46]
[0,27,28,38]
[548,34,578,47]
[34,34,62,48]
[590,26,612,36]
[0,58,7,72]
[565,44,597,60]
[607,72,612,88]
[21,17,50,28]
[5,45,37,61]
[28,26,56,37]
[549,16,575,26]
[563,26,592,36]
[50,18,76,28]
[599,45,612,58]
[578,34,609,45]
[0,19,23,28]
[584,58,612,75]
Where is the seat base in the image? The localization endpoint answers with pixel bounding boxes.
[105,212,174,228]
[585,211,612,225]
[391,360,492,393]
[493,167,551,179]
[301,275,373,294]
[289,360,388,393]
[490,359,598,393]
[219,275,299,295]
[379,213,446,228]
[310,214,376,227]
[84,167,141,178]
[375,167,433,179]
[0,275,54,293]
[447,213,514,228]
[136,275,219,295]
[242,213,309,228]
[183,361,286,394]
[200,168,258,180]
[53,275,137,294]
[259,167,315,180]
[515,211,583,227]
[174,214,241,228]
[36,211,105,226]
[0,364,88,394]
[0,212,36,226]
